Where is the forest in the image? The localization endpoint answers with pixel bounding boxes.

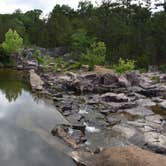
[0,0,166,70]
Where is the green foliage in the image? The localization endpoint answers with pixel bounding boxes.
[34,49,44,65]
[71,30,95,52]
[113,58,135,74]
[53,58,68,72]
[0,1,165,68]
[139,68,148,73]
[159,65,166,73]
[137,54,149,69]
[68,61,82,70]
[82,41,106,71]
[2,29,23,54]
[42,55,54,72]
[151,76,160,83]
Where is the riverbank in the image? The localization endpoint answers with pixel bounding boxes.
[16,59,166,165]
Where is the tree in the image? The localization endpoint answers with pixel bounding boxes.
[2,29,23,54]
[46,5,73,47]
[82,41,106,70]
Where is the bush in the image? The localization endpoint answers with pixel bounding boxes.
[68,61,82,70]
[113,58,135,73]
[151,76,160,83]
[82,41,106,71]
[34,49,44,65]
[53,58,68,72]
[2,29,23,54]
[159,65,166,73]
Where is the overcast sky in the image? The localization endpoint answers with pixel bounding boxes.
[0,0,101,15]
[0,0,164,15]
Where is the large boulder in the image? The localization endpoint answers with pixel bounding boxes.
[29,69,44,90]
[125,71,140,86]
[118,75,131,87]
[100,73,119,85]
[71,146,166,166]
[25,60,38,70]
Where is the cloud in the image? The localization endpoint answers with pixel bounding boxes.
[0,0,99,15]
[0,0,56,14]
[0,0,163,15]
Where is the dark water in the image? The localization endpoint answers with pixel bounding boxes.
[0,69,75,166]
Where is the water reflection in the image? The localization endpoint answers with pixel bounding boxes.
[0,69,75,166]
[0,69,29,102]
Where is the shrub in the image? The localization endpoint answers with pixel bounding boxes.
[113,58,135,73]
[42,55,54,71]
[82,41,106,71]
[159,65,166,73]
[151,76,160,83]
[53,58,68,72]
[2,29,23,54]
[68,61,82,70]
[34,49,44,65]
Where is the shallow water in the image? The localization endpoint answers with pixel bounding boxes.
[0,69,75,166]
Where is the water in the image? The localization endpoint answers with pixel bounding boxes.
[0,69,76,166]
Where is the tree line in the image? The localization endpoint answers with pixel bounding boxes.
[0,0,166,69]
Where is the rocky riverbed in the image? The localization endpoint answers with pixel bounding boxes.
[17,59,166,165]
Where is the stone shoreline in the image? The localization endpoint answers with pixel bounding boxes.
[17,60,166,165]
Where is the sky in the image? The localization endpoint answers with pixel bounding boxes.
[0,0,164,15]
[0,0,101,15]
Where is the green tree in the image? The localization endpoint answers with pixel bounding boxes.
[2,29,23,54]
[70,30,95,53]
[82,41,106,70]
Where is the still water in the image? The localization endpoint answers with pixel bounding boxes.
[0,69,75,166]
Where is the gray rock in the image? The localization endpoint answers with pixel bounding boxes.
[100,73,118,85]
[118,75,131,87]
[158,101,166,109]
[125,71,140,86]
[136,99,156,107]
[106,116,121,125]
[120,106,154,117]
[112,124,137,139]
[101,93,129,103]
[29,69,44,90]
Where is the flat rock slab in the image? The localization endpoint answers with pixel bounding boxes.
[29,69,44,90]
[119,106,154,117]
[71,146,166,166]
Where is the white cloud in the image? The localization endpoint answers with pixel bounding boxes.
[0,0,101,15]
[0,0,164,15]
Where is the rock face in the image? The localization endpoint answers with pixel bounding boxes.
[21,47,65,58]
[71,146,166,166]
[29,69,44,90]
